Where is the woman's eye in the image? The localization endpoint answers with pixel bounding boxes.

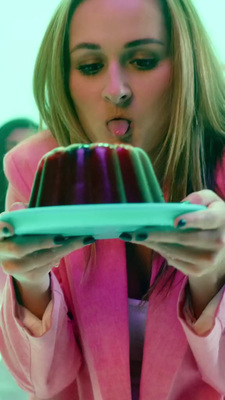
[77,63,103,76]
[130,58,159,70]
[76,58,159,76]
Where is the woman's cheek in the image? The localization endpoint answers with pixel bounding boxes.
[139,61,172,102]
[70,73,100,105]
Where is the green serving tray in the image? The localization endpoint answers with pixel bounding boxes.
[0,203,206,239]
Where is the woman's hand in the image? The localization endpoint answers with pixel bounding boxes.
[0,202,96,287]
[120,190,225,317]
[0,202,95,318]
[149,190,225,280]
[0,233,90,286]
[122,190,225,281]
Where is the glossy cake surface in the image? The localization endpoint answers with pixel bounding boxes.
[28,143,164,207]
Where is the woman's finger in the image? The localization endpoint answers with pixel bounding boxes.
[156,243,218,266]
[148,243,217,278]
[0,223,15,238]
[1,236,90,275]
[140,240,219,267]
[138,229,225,250]
[174,201,225,230]
[0,235,77,260]
[166,257,205,277]
[12,260,61,284]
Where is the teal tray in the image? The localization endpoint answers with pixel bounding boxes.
[0,203,206,239]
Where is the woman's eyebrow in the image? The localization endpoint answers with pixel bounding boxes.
[70,38,165,54]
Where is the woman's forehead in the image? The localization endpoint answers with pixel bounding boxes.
[69,0,165,50]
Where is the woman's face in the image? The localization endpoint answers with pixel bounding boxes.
[69,0,172,155]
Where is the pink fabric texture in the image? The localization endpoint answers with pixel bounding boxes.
[0,130,225,399]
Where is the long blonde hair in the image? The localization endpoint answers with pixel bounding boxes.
[33,0,225,297]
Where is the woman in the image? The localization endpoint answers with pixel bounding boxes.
[1,0,225,399]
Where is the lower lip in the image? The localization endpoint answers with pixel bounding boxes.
[107,128,133,142]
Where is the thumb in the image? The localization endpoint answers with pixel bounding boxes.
[181,190,221,207]
[0,203,28,237]
[9,202,29,212]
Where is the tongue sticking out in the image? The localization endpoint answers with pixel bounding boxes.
[107,119,130,136]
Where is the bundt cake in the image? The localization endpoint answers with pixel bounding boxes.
[28,143,164,207]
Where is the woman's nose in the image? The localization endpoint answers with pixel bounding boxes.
[102,63,132,106]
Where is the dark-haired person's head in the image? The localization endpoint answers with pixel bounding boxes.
[0,118,38,212]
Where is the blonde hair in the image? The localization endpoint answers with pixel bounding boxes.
[157,0,225,201]
[33,0,225,297]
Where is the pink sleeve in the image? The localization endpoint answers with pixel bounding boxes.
[3,151,31,211]
[16,299,54,337]
[0,271,82,399]
[178,278,225,395]
[182,285,224,335]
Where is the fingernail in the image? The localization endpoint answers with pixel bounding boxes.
[135,233,148,241]
[119,233,132,241]
[177,219,187,228]
[83,236,96,245]
[2,227,12,237]
[53,235,66,245]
